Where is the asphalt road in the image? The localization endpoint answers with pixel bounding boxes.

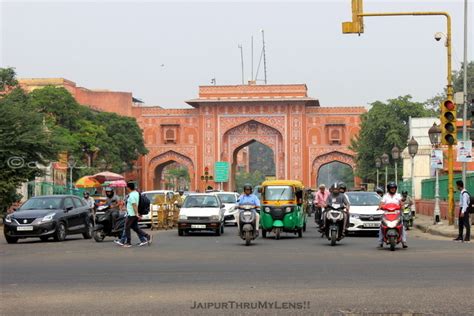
[1,222,473,316]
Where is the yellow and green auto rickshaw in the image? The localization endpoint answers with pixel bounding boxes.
[259,180,307,239]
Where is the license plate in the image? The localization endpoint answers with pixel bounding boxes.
[191,224,206,229]
[364,223,379,228]
[17,226,33,231]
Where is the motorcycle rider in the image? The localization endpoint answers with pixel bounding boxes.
[104,188,121,229]
[315,184,329,226]
[379,182,408,248]
[375,187,384,198]
[338,182,351,233]
[401,191,413,209]
[237,183,261,232]
[323,182,350,235]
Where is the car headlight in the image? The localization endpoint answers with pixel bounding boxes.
[5,215,12,223]
[264,207,271,213]
[41,213,56,223]
[350,213,360,219]
[179,215,187,220]
[285,207,292,213]
[210,215,219,221]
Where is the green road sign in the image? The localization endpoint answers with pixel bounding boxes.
[214,161,229,182]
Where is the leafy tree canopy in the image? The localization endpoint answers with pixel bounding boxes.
[351,95,434,182]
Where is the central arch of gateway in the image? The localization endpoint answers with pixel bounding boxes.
[132,84,365,192]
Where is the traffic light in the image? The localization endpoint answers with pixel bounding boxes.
[342,0,364,34]
[440,99,457,145]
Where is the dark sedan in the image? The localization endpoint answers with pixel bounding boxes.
[3,195,93,243]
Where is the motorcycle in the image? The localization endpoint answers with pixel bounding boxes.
[324,203,346,246]
[238,204,259,246]
[93,205,126,242]
[402,203,413,230]
[380,203,403,251]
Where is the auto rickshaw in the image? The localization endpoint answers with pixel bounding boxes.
[259,180,307,239]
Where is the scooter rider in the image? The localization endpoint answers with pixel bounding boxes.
[379,182,408,248]
[237,183,261,231]
[323,182,350,235]
[105,188,121,228]
[338,182,351,233]
[315,184,329,226]
[375,187,384,198]
[401,191,413,209]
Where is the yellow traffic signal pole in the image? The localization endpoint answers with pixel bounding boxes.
[342,3,455,224]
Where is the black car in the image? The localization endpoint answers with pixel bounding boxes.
[3,195,93,244]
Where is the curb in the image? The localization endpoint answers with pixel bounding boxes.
[414,222,458,238]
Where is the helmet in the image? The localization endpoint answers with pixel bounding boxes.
[375,187,384,194]
[331,182,340,194]
[105,187,114,192]
[338,182,347,191]
[387,182,397,191]
[243,183,253,192]
[83,191,90,197]
[401,190,408,195]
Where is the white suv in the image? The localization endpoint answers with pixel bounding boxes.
[177,193,225,236]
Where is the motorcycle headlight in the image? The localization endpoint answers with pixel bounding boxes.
[210,215,219,221]
[386,220,398,228]
[350,213,360,219]
[5,215,12,223]
[41,213,56,223]
[264,207,271,213]
[179,214,187,220]
[285,207,292,213]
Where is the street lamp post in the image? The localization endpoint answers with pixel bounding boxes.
[381,153,389,190]
[68,156,75,193]
[375,157,381,189]
[391,146,400,185]
[408,137,419,216]
[428,123,442,224]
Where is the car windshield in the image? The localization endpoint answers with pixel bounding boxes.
[346,193,381,206]
[183,196,219,208]
[216,194,236,203]
[20,197,63,210]
[144,193,165,203]
[264,186,294,201]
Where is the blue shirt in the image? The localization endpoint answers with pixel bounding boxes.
[238,194,261,207]
[127,191,139,216]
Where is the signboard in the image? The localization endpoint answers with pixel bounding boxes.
[457,141,473,162]
[430,149,444,169]
[214,162,229,182]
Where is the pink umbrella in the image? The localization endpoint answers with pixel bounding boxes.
[106,180,127,188]
[92,171,124,183]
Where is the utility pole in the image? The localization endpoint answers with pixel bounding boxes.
[341,0,455,225]
[461,0,468,185]
[238,44,244,85]
[251,36,254,81]
[261,29,267,84]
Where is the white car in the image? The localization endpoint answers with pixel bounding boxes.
[177,193,225,236]
[139,190,175,227]
[215,192,240,226]
[346,191,383,233]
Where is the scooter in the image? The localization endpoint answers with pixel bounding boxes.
[93,206,126,242]
[380,203,403,251]
[238,204,259,246]
[324,203,346,246]
[402,203,413,230]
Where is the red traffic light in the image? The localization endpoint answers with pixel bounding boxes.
[444,100,455,111]
[204,166,209,172]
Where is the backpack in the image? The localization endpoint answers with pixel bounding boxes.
[137,193,150,215]
[462,191,474,214]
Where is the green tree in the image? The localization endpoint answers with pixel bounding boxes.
[0,88,55,214]
[235,170,265,192]
[0,67,18,91]
[425,61,474,116]
[351,95,434,183]
[165,167,190,190]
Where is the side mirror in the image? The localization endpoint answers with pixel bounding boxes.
[221,204,225,209]
[258,187,263,193]
[65,206,74,212]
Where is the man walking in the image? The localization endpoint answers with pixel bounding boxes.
[454,180,471,243]
[122,182,152,248]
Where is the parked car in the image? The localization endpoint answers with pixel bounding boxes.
[346,191,383,234]
[3,195,94,243]
[139,190,175,227]
[216,192,240,225]
[177,193,225,236]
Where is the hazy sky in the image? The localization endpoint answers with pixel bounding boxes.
[1,0,472,108]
